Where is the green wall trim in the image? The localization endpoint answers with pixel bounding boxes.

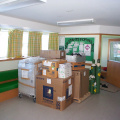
[0,80,18,93]
[0,69,18,82]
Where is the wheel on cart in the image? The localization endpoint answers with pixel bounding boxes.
[33,98,36,103]
[19,93,22,98]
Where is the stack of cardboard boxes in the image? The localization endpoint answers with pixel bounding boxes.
[66,55,90,102]
[36,50,73,111]
[36,50,90,111]
[66,55,85,70]
[42,59,67,78]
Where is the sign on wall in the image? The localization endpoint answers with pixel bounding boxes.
[64,37,94,61]
[84,44,91,56]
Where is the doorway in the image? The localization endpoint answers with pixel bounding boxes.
[107,39,120,88]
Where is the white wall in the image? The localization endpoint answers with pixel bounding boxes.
[59,25,100,34]
[0,60,19,71]
[101,37,108,67]
[0,15,60,33]
[60,25,120,35]
[100,25,120,35]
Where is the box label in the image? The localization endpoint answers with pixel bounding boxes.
[69,85,72,96]
[43,69,46,75]
[84,71,86,76]
[57,96,65,101]
[68,78,71,84]
[22,70,28,78]
[52,67,54,70]
[43,86,53,100]
[47,78,51,84]
[36,77,44,80]
[43,61,52,66]
[43,98,53,104]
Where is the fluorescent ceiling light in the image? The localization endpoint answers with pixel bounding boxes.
[57,19,95,26]
[0,0,47,12]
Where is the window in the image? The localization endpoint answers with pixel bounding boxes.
[0,29,9,58]
[113,42,120,57]
[22,32,29,57]
[42,33,49,50]
[109,41,120,62]
[0,30,47,59]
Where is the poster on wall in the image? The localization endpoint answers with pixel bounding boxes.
[84,44,91,56]
[64,37,94,61]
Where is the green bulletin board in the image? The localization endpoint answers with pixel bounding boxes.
[59,46,64,50]
[65,37,94,61]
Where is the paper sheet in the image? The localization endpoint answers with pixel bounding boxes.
[69,85,72,96]
[43,69,46,75]
[47,78,51,84]
[22,70,28,78]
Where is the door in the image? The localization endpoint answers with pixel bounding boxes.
[107,39,120,88]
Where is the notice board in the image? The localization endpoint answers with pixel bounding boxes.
[65,37,94,61]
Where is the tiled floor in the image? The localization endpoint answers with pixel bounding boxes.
[0,90,120,120]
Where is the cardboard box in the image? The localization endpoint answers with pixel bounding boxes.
[66,55,86,62]
[42,59,67,78]
[72,69,89,99]
[40,50,66,59]
[35,61,43,73]
[58,63,72,78]
[37,70,42,75]
[71,62,85,70]
[36,75,73,111]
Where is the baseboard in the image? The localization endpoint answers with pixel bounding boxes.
[0,88,18,102]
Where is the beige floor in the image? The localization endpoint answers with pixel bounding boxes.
[0,90,120,120]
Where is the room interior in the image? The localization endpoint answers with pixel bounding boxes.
[0,0,120,120]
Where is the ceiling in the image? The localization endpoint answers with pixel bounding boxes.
[0,0,120,27]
